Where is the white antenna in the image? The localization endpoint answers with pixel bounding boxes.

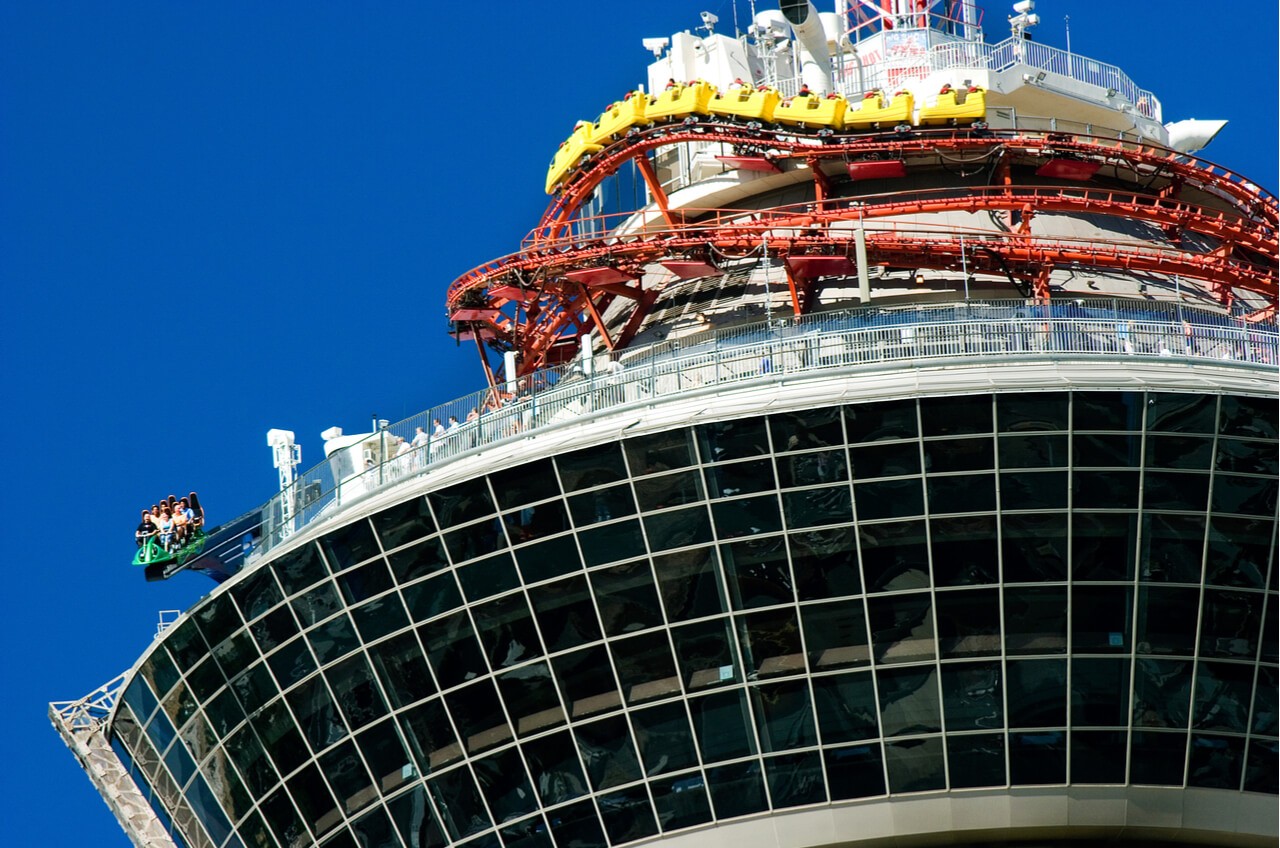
[267,428,301,539]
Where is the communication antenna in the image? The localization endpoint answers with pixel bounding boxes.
[267,428,301,538]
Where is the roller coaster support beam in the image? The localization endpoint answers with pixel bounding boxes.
[633,154,678,229]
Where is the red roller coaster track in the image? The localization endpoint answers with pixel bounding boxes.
[447,125,1277,378]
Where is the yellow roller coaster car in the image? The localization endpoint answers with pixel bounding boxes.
[590,92,650,146]
[707,85,781,124]
[545,121,604,194]
[843,90,914,130]
[773,92,847,129]
[646,80,716,123]
[917,85,987,126]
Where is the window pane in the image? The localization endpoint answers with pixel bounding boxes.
[522,730,588,805]
[528,576,602,653]
[1006,659,1066,727]
[884,737,945,792]
[868,593,935,664]
[654,547,726,621]
[765,751,826,808]
[802,599,869,671]
[920,395,991,436]
[997,392,1068,432]
[1072,512,1137,581]
[941,661,1002,731]
[850,441,920,478]
[1004,587,1066,655]
[1002,514,1067,582]
[1072,586,1132,653]
[846,399,917,443]
[631,701,698,775]
[789,528,861,599]
[1010,731,1065,784]
[556,442,627,492]
[813,672,878,744]
[948,734,1006,788]
[721,538,794,610]
[936,589,1000,658]
[877,667,941,736]
[574,715,642,791]
[860,520,929,592]
[690,689,756,763]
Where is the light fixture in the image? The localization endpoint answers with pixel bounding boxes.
[1106,87,1117,97]
[642,37,669,57]
[1035,71,1047,82]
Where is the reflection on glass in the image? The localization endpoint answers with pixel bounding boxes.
[860,520,929,592]
[1004,587,1066,655]
[948,734,1006,788]
[877,667,941,736]
[654,547,726,622]
[598,785,658,845]
[1002,513,1067,582]
[1129,730,1188,786]
[884,736,945,792]
[998,392,1068,433]
[1133,659,1192,728]
[936,589,1000,657]
[625,429,698,474]
[690,688,755,763]
[1193,662,1253,733]
[1006,659,1066,728]
[574,715,642,791]
[591,561,664,636]
[790,528,861,599]
[1189,734,1245,790]
[868,593,935,663]
[942,661,1002,731]
[1010,731,1065,784]
[631,701,698,776]
[522,730,588,806]
[802,599,869,670]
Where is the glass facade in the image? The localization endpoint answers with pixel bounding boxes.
[111,390,1278,848]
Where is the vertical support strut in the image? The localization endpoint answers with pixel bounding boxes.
[633,153,678,229]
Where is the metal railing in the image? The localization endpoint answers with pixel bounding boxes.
[186,300,1275,584]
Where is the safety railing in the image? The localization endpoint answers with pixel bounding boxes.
[186,301,1276,584]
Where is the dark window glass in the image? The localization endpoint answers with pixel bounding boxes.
[162,621,208,679]
[272,543,329,599]
[1252,666,1278,736]
[868,593,934,664]
[690,689,756,763]
[399,698,461,775]
[753,679,817,752]
[928,472,995,514]
[1211,473,1277,517]
[428,478,495,529]
[1215,437,1279,476]
[850,441,920,478]
[671,618,738,691]
[457,552,519,602]
[1199,590,1262,659]
[497,662,565,738]
[1146,392,1217,434]
[579,518,646,567]
[777,449,847,488]
[813,671,878,745]
[1004,586,1066,655]
[337,560,394,605]
[205,686,245,738]
[948,734,1007,788]
[514,534,583,584]
[574,715,642,791]
[1219,395,1278,440]
[1072,512,1137,580]
[547,800,605,848]
[192,647,232,700]
[351,593,410,643]
[854,477,923,521]
[1006,659,1066,727]
[633,470,704,511]
[1130,730,1188,786]
[790,527,862,599]
[766,751,826,808]
[721,537,794,609]
[610,630,680,704]
[921,395,991,436]
[360,719,414,797]
[598,785,658,845]
[998,392,1068,432]
[935,588,999,658]
[643,506,713,552]
[387,536,450,584]
[490,458,560,511]
[885,737,945,792]
[1074,433,1140,467]
[924,437,993,473]
[1010,731,1065,784]
[325,654,388,732]
[631,701,698,776]
[292,579,342,629]
[350,807,400,848]
[654,547,726,621]
[1206,517,1273,588]
[781,485,852,529]
[287,675,347,752]
[1000,470,1068,510]
[705,458,775,497]
[504,500,570,543]
[1073,586,1132,653]
[401,572,462,624]
[445,679,512,754]
[230,568,284,623]
[321,519,380,571]
[427,766,491,840]
[419,611,487,690]
[267,635,317,687]
[162,737,196,788]
[528,576,602,652]
[929,516,997,586]
[1135,586,1199,656]
[770,408,844,451]
[229,662,276,718]
[443,519,505,565]
[1189,734,1245,790]
[1140,514,1205,583]
[566,484,635,528]
[707,760,768,819]
[941,661,1002,731]
[553,646,620,720]
[860,520,929,592]
[224,725,276,799]
[286,762,339,837]
[259,786,307,848]
[998,434,1068,468]
[557,442,628,492]
[739,608,804,679]
[1146,435,1213,470]
[194,594,242,651]
[472,593,542,669]
[1144,471,1210,512]
[1002,513,1067,582]
[803,599,869,671]
[1133,658,1193,728]
[368,632,434,710]
[1193,662,1253,733]
[522,730,588,805]
[651,771,712,831]
[1071,658,1130,726]
[475,747,537,824]
[624,429,697,474]
[846,398,917,442]
[1074,391,1141,431]
[388,786,448,848]
[1074,469,1140,510]
[371,497,436,552]
[877,666,941,736]
[1071,730,1127,783]
[713,494,784,537]
[252,699,307,776]
[1244,739,1279,793]
[185,773,235,844]
[698,418,770,462]
[308,612,360,666]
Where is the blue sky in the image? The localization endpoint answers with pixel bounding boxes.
[1,1,1274,845]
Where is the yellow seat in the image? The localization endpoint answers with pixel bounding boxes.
[646,80,716,122]
[545,121,604,194]
[773,93,847,129]
[707,86,780,123]
[917,86,987,126]
[589,92,649,145]
[843,90,914,130]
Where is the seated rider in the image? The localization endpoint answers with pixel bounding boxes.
[172,507,190,548]
[157,509,176,553]
[135,510,157,548]
[175,498,196,544]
